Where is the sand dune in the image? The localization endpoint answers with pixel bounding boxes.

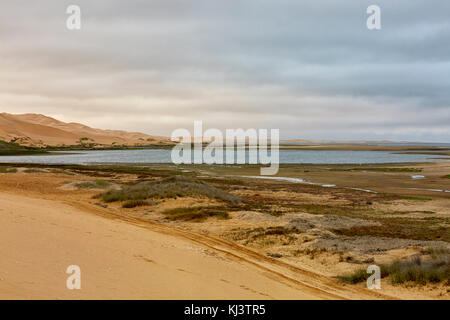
[0,191,387,300]
[0,113,171,147]
[2,165,447,299]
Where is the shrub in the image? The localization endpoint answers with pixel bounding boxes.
[0,167,17,173]
[337,269,371,284]
[337,250,450,286]
[122,200,150,208]
[100,176,242,204]
[75,180,111,189]
[162,206,230,222]
[23,169,46,173]
[403,197,432,201]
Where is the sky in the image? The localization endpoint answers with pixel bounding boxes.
[0,0,449,142]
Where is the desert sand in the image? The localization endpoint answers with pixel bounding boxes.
[0,176,395,300]
[1,162,449,300]
[0,113,171,147]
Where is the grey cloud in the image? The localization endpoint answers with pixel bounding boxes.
[0,0,448,142]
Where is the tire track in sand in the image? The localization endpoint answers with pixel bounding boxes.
[67,201,396,300]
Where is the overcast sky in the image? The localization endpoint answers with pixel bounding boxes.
[0,0,449,142]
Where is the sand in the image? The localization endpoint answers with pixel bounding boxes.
[0,113,171,147]
[1,162,448,300]
[0,189,395,300]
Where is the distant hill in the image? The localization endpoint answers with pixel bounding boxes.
[0,113,172,148]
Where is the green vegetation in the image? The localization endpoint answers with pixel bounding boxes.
[267,193,447,243]
[227,226,299,245]
[162,206,230,222]
[49,168,76,175]
[444,175,450,179]
[284,203,377,218]
[255,226,298,237]
[75,180,112,189]
[0,166,17,173]
[338,249,450,286]
[99,176,243,204]
[421,247,450,256]
[367,167,422,172]
[122,199,150,208]
[23,168,47,173]
[51,164,180,178]
[330,167,422,173]
[338,268,388,284]
[403,197,432,201]
[0,140,47,156]
[235,226,298,239]
[199,177,246,186]
[332,216,450,242]
[42,144,175,151]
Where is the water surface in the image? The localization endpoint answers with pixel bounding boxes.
[0,149,447,165]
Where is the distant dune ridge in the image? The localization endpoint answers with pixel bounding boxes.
[0,112,413,149]
[0,113,171,148]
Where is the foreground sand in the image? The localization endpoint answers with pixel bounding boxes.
[1,162,448,300]
[0,190,393,300]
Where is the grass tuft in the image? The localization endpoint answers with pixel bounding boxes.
[122,200,150,208]
[75,179,112,189]
[337,269,373,284]
[0,166,17,173]
[162,206,230,222]
[100,176,242,204]
[337,249,450,286]
[332,216,450,242]
[403,197,432,202]
[23,169,46,173]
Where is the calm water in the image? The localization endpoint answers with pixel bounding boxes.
[0,149,447,165]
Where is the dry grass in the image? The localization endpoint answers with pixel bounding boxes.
[226,226,300,247]
[122,200,150,208]
[162,206,230,222]
[99,176,243,204]
[0,166,17,173]
[338,248,450,286]
[332,216,450,242]
[403,197,432,201]
[23,168,47,173]
[75,180,111,189]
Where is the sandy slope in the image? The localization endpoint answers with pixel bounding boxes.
[0,113,170,147]
[0,191,393,300]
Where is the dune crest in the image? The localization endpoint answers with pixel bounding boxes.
[0,113,171,148]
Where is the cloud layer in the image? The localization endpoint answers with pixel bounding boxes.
[0,0,449,141]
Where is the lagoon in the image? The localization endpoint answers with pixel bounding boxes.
[0,149,447,165]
